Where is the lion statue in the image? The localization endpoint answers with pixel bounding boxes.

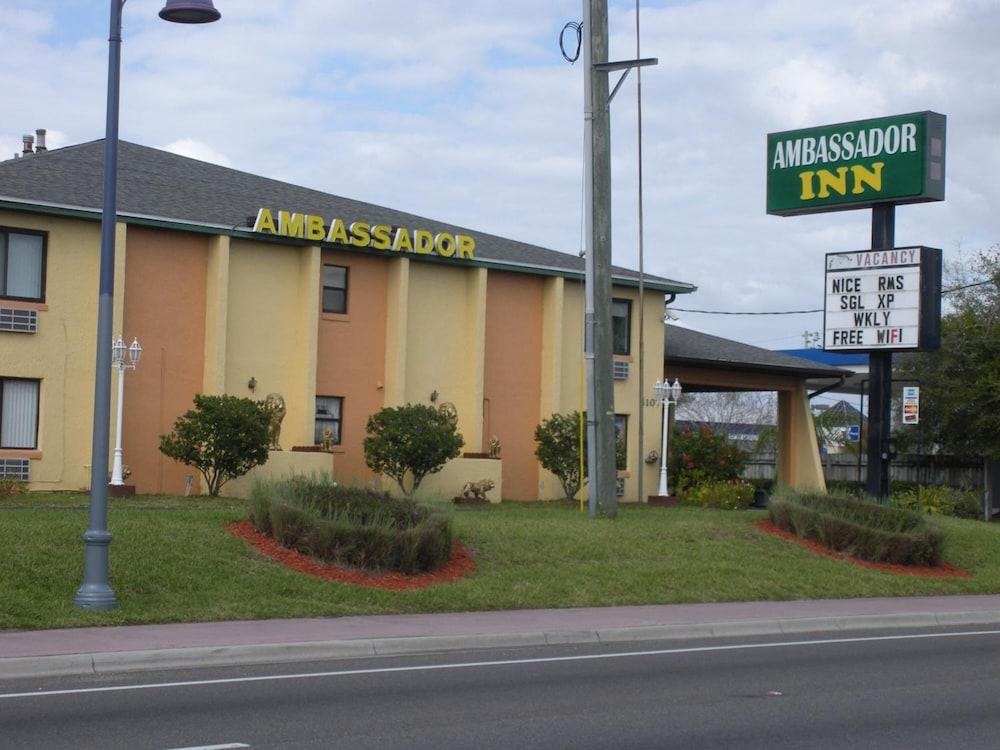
[461,479,495,502]
[438,401,458,425]
[264,392,286,450]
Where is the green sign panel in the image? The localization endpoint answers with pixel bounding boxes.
[767,111,946,216]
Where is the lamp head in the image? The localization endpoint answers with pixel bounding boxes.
[159,0,221,23]
[128,338,143,366]
[112,337,126,366]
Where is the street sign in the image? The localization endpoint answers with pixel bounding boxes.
[767,111,946,216]
[847,424,861,442]
[902,386,920,425]
[824,246,942,352]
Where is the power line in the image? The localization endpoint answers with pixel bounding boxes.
[671,277,997,316]
[670,307,822,315]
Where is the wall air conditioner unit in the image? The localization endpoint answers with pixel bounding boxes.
[0,308,37,333]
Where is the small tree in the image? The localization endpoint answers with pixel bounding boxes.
[535,411,626,501]
[159,394,271,497]
[363,404,464,496]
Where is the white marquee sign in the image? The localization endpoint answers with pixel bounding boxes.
[824,246,941,352]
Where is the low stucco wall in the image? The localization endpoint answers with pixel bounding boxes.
[221,450,335,499]
[386,456,503,503]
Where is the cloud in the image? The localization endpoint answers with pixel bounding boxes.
[2,0,999,349]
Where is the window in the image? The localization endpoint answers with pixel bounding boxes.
[0,378,39,449]
[1,229,45,302]
[315,396,343,445]
[322,264,348,314]
[611,298,631,355]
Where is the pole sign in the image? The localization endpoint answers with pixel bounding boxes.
[902,386,920,425]
[767,111,946,216]
[824,246,942,352]
[847,424,861,442]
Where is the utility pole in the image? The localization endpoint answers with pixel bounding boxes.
[582,0,618,517]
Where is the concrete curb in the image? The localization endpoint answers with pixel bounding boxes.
[5,609,1000,681]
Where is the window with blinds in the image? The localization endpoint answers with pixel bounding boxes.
[1,229,46,302]
[0,378,39,449]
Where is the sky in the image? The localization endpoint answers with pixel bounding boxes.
[2,0,998,352]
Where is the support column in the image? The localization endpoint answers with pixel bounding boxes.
[865,204,895,502]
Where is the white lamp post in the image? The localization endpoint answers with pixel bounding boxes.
[653,377,681,496]
[110,337,142,486]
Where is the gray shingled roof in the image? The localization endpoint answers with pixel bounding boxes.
[665,325,851,379]
[0,140,695,292]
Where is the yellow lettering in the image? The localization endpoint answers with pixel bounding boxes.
[815,167,849,198]
[393,227,413,252]
[278,211,304,238]
[798,171,815,200]
[414,229,434,254]
[371,224,392,250]
[305,214,325,241]
[457,234,476,259]
[349,221,371,247]
[326,218,349,244]
[850,162,884,194]
[435,232,456,257]
[252,207,276,234]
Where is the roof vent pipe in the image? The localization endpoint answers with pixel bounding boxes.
[35,129,47,152]
[22,134,34,155]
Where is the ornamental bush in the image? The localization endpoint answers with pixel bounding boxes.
[682,480,756,510]
[0,478,28,500]
[363,404,464,497]
[894,485,982,520]
[768,490,943,566]
[669,425,747,493]
[249,476,453,574]
[159,394,271,497]
[534,411,626,501]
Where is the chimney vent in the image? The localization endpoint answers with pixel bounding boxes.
[35,129,47,152]
[21,135,34,155]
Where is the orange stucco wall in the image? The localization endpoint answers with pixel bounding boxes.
[484,270,543,500]
[122,226,207,494]
[316,249,388,486]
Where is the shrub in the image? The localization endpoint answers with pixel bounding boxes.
[669,425,747,493]
[159,394,270,496]
[0,478,28,500]
[894,485,983,520]
[534,411,626,501]
[363,405,464,497]
[682,480,756,510]
[249,476,454,574]
[768,489,943,566]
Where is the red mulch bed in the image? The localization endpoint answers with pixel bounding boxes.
[754,519,972,579]
[227,521,476,590]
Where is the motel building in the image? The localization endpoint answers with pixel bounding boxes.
[0,136,832,501]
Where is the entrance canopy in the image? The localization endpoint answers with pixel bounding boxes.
[663,325,854,491]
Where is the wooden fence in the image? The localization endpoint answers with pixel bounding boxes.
[743,452,985,489]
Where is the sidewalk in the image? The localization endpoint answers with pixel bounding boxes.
[5,595,1000,680]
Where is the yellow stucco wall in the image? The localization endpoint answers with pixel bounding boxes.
[224,238,318,449]
[0,211,103,490]
[401,262,485,452]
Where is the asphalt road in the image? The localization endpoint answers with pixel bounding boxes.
[4,627,1000,749]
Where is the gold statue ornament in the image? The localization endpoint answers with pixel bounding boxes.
[489,435,501,459]
[264,393,286,450]
[461,479,495,502]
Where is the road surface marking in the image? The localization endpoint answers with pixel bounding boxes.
[3,628,1000,701]
[162,745,249,750]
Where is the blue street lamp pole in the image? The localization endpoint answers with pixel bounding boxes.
[74,0,222,610]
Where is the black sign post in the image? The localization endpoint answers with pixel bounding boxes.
[866,205,895,502]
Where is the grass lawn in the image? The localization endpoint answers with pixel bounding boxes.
[4,492,1000,630]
